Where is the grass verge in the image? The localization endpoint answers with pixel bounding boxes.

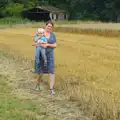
[0,74,56,120]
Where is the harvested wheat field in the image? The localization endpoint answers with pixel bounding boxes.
[0,27,120,120]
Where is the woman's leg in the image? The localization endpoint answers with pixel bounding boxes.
[49,73,55,94]
[35,74,43,90]
[47,51,55,94]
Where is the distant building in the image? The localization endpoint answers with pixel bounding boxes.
[22,6,68,21]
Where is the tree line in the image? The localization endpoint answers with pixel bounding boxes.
[0,0,120,22]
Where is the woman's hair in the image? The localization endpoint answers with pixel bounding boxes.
[46,21,54,27]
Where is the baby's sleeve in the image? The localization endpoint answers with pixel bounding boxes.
[44,37,48,43]
[41,37,47,42]
[34,34,39,42]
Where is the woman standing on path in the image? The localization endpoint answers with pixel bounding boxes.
[34,21,57,95]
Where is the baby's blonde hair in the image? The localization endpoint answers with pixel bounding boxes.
[37,28,45,33]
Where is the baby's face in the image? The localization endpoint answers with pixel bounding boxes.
[38,32,44,37]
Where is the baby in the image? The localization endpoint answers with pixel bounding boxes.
[32,28,48,66]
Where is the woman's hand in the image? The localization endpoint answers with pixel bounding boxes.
[41,43,48,48]
[41,43,57,48]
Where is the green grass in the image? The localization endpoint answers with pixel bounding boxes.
[0,17,31,25]
[0,74,57,120]
[0,52,8,57]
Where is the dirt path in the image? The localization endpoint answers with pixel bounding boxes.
[0,53,90,120]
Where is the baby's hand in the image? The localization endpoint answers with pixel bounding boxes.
[37,40,41,43]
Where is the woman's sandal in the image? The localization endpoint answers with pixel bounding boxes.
[50,88,55,95]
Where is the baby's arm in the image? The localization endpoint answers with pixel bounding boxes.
[32,33,41,46]
[34,35,40,43]
[33,31,42,43]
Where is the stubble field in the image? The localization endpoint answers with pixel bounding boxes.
[0,27,120,120]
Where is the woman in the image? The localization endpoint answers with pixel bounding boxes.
[34,21,56,95]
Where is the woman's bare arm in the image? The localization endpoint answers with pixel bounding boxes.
[47,43,56,48]
[40,43,56,48]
